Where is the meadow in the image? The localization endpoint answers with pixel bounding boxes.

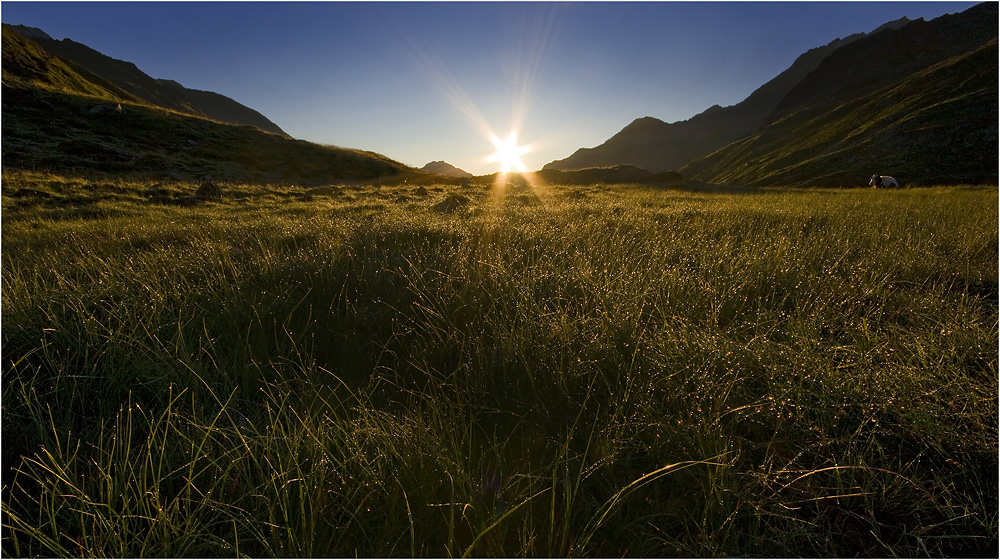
[2,172,997,557]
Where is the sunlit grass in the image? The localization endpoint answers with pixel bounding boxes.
[2,174,997,557]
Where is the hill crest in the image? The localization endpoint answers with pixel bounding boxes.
[6,24,288,136]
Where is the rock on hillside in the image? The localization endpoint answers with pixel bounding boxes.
[421,161,473,178]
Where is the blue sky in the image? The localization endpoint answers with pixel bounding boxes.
[2,1,980,175]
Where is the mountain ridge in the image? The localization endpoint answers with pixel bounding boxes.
[764,4,995,125]
[6,24,288,136]
[543,16,912,174]
[1,25,419,186]
[680,3,998,187]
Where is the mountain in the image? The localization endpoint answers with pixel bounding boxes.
[681,2,998,187]
[1,25,413,185]
[6,24,287,136]
[543,17,911,174]
[2,24,133,101]
[421,161,473,178]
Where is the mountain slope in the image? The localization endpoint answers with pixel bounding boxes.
[681,3,998,187]
[2,25,413,185]
[765,4,995,126]
[1,25,135,102]
[543,17,910,173]
[7,24,287,136]
[1,84,410,185]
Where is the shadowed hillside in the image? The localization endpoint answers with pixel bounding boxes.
[8,24,287,136]
[681,3,998,187]
[546,3,996,187]
[766,5,995,125]
[1,25,415,185]
[543,17,910,173]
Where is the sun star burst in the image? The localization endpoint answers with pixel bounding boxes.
[487,133,530,173]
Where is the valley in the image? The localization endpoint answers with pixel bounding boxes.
[1,4,997,557]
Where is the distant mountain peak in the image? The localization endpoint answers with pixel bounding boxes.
[629,116,665,126]
[421,161,473,178]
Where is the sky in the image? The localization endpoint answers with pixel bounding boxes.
[1,1,981,175]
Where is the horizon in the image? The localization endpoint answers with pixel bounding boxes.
[1,1,980,175]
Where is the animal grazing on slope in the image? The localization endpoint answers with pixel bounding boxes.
[869,175,899,188]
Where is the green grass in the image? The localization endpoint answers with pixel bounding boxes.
[2,173,997,557]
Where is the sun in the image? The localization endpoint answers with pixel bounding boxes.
[487,132,530,173]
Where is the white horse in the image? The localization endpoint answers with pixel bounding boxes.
[869,175,899,188]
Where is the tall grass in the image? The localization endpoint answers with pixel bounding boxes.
[2,176,997,556]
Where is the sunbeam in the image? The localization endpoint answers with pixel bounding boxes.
[402,3,565,175]
[487,132,530,173]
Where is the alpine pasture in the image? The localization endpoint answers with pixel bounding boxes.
[2,173,997,557]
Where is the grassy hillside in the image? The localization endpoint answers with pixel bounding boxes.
[2,24,416,187]
[547,4,995,187]
[766,3,996,125]
[1,26,134,102]
[681,40,998,187]
[541,19,913,175]
[5,23,288,136]
[3,23,399,186]
[2,172,996,557]
[1,84,410,185]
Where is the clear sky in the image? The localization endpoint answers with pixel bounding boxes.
[1,1,980,175]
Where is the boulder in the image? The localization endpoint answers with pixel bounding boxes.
[432,194,471,213]
[88,103,122,115]
[145,183,170,204]
[194,181,222,200]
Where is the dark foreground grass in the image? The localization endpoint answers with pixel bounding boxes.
[2,173,997,557]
